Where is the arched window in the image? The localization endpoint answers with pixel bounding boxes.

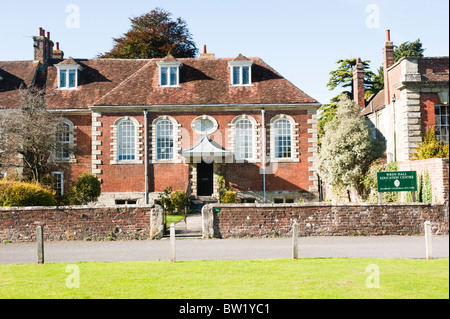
[156,119,174,160]
[117,120,136,161]
[55,120,72,161]
[235,118,253,160]
[273,118,292,159]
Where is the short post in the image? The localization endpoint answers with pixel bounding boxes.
[292,221,299,260]
[424,221,432,260]
[170,223,176,263]
[36,226,44,264]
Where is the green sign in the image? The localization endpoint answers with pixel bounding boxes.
[377,171,417,193]
[213,207,221,214]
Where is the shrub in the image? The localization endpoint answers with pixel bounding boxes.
[361,160,399,202]
[220,190,236,203]
[170,190,190,214]
[0,181,56,207]
[411,127,449,160]
[157,187,190,215]
[70,173,101,205]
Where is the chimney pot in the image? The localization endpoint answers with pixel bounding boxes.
[386,29,391,42]
[46,31,50,40]
[56,42,60,50]
[202,45,207,54]
[39,27,43,36]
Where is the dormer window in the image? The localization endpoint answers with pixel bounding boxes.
[56,57,82,90]
[59,69,78,89]
[157,55,181,87]
[229,54,253,86]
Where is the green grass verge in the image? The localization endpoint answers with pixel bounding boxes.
[0,258,448,299]
[165,214,185,229]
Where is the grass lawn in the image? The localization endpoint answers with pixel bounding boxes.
[0,258,448,299]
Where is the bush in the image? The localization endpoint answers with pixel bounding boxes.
[170,190,190,214]
[361,160,399,202]
[70,173,101,205]
[0,181,56,207]
[411,127,449,160]
[157,187,190,215]
[220,190,236,203]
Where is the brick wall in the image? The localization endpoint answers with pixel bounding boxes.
[0,206,152,242]
[399,158,449,206]
[206,203,448,238]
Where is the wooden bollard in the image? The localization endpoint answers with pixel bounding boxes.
[37,226,44,264]
[424,221,432,260]
[170,223,176,263]
[292,221,299,260]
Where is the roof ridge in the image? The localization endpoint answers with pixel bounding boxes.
[92,60,153,106]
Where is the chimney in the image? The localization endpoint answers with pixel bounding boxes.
[53,42,64,60]
[199,45,216,60]
[353,57,365,109]
[383,29,395,106]
[33,27,54,65]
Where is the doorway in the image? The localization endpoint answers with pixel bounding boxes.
[197,162,214,196]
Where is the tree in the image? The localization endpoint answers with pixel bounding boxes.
[318,95,382,201]
[0,86,72,184]
[318,58,375,143]
[394,39,425,63]
[70,173,101,205]
[99,8,198,59]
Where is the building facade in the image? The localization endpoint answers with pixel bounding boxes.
[0,28,321,205]
[359,30,449,162]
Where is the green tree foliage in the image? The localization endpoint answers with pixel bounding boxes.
[0,181,56,207]
[70,173,101,205]
[318,95,382,201]
[157,187,190,215]
[99,8,198,59]
[394,39,425,63]
[411,127,449,160]
[361,160,399,202]
[319,39,426,144]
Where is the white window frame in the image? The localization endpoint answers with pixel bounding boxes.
[110,117,143,165]
[156,119,174,161]
[156,61,182,87]
[269,114,300,163]
[56,65,81,90]
[435,104,449,144]
[53,119,76,163]
[151,116,182,164]
[229,115,260,163]
[228,60,253,86]
[51,171,64,196]
[55,120,72,161]
[117,120,137,162]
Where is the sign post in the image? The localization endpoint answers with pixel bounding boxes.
[377,171,418,198]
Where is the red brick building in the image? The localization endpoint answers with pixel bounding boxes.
[359,30,449,162]
[0,28,321,205]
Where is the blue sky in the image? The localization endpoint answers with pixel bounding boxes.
[0,0,448,104]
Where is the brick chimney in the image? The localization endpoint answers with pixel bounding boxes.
[353,57,365,109]
[33,27,54,65]
[199,45,216,60]
[383,30,395,106]
[53,42,64,60]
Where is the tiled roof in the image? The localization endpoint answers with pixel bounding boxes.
[0,60,39,108]
[1,55,319,110]
[93,56,318,107]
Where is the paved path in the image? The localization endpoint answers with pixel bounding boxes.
[0,236,448,264]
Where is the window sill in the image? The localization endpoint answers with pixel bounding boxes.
[158,85,182,88]
[271,158,300,163]
[55,87,79,91]
[229,84,254,87]
[110,160,144,165]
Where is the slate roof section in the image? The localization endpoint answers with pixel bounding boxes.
[0,60,39,108]
[93,56,318,107]
[1,55,319,110]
